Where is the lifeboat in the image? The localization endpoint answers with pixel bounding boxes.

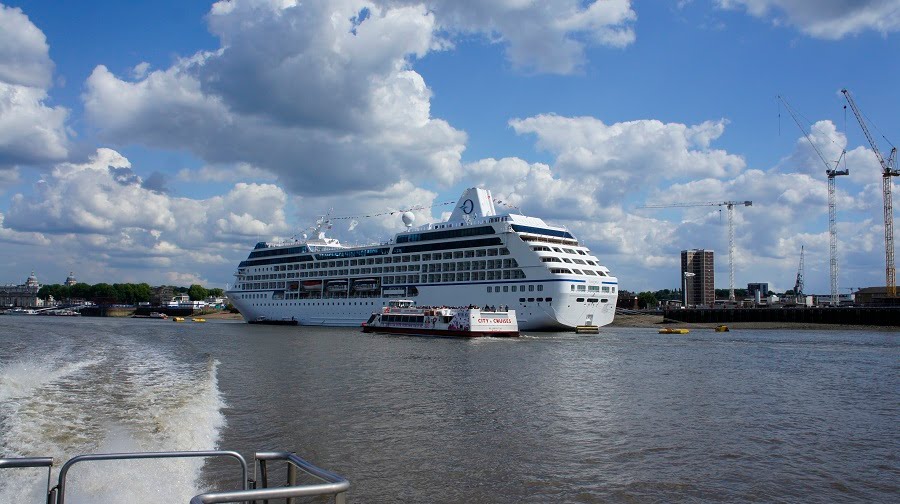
[658,328,689,334]
[302,280,323,291]
[326,280,349,292]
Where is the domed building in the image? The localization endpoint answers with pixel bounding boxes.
[0,271,43,308]
[65,271,77,286]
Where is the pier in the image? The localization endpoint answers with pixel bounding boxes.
[663,306,900,326]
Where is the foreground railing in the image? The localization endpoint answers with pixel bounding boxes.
[0,450,349,504]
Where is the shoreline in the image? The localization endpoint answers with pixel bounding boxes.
[609,313,899,331]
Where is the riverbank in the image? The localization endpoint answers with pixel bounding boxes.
[609,312,898,331]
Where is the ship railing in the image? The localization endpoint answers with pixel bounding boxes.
[0,450,349,504]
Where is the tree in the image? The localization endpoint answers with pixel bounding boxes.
[188,284,208,301]
[637,291,658,309]
[208,288,224,298]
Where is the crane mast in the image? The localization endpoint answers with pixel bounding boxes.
[640,200,752,302]
[842,89,899,297]
[776,96,847,304]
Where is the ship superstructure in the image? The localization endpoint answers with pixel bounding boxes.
[226,188,618,330]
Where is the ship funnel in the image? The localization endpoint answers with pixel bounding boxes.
[447,187,497,223]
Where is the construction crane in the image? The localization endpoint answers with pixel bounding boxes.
[639,200,752,302]
[794,245,805,299]
[777,95,847,305]
[842,89,899,297]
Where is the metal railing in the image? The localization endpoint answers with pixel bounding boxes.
[0,449,349,504]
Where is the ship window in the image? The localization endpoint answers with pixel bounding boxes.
[577,285,586,291]
[546,297,552,302]
[486,286,492,293]
[519,298,525,302]
[537,298,543,302]
[601,299,608,303]
[577,298,584,302]
[528,298,534,302]
[562,258,572,263]
[587,298,598,303]
[503,286,509,292]
[519,286,525,292]
[537,285,543,291]
[528,285,534,292]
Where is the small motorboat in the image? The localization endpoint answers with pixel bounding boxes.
[715,325,730,332]
[172,317,186,322]
[192,318,207,323]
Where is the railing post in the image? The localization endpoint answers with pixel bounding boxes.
[286,463,297,504]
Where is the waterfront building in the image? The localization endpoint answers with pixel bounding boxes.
[151,286,174,306]
[681,249,714,307]
[0,271,44,308]
[747,282,769,302]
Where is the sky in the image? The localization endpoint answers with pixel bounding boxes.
[1,0,899,294]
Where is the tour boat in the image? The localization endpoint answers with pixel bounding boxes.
[362,300,519,338]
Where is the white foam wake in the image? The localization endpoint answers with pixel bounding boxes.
[0,345,226,504]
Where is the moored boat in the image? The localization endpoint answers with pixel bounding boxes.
[362,299,519,337]
[659,327,690,334]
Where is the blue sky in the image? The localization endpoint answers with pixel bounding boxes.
[1,0,899,295]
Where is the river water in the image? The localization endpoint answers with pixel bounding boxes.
[0,316,897,503]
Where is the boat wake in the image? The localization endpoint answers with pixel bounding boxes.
[0,343,226,503]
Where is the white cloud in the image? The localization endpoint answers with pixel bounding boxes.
[508,114,746,201]
[0,4,53,88]
[0,211,49,246]
[418,0,637,74]
[716,0,900,39]
[0,149,290,283]
[0,5,68,170]
[83,1,466,197]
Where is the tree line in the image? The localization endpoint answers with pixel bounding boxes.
[629,288,754,309]
[37,283,224,304]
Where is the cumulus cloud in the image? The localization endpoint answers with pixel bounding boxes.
[1,148,290,282]
[508,114,746,202]
[83,1,466,197]
[82,1,641,197]
[413,0,637,74]
[0,4,68,170]
[716,0,900,39]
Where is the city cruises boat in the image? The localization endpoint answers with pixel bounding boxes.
[226,187,619,331]
[362,300,519,337]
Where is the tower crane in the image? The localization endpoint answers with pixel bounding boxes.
[777,95,847,305]
[794,245,805,300]
[842,89,899,297]
[639,200,752,302]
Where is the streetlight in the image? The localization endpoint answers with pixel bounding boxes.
[683,272,696,308]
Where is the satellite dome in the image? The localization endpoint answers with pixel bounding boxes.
[402,211,415,228]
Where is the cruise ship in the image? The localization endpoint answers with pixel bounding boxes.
[226,188,618,330]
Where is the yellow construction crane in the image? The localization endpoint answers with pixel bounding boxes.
[639,200,752,302]
[842,89,899,297]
